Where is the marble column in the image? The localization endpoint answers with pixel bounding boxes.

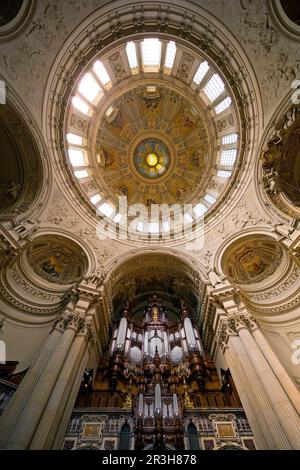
[224,343,268,449]
[29,320,93,449]
[252,327,300,416]
[227,332,290,449]
[4,318,78,449]
[0,319,63,448]
[238,325,300,449]
[0,275,105,450]
[212,284,300,449]
[52,345,90,450]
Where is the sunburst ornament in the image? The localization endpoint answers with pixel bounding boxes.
[134,138,170,179]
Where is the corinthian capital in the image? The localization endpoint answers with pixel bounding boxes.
[215,311,257,350]
[52,312,80,332]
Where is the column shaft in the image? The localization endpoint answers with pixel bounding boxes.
[230,334,290,449]
[0,328,62,448]
[224,342,268,449]
[29,333,87,449]
[5,326,76,449]
[252,328,300,415]
[239,327,300,449]
[52,346,89,449]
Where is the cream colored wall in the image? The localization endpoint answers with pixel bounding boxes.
[260,318,300,387]
[213,345,230,382]
[1,318,51,373]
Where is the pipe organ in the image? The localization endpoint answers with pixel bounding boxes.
[67,296,254,450]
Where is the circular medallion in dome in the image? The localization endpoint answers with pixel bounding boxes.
[134,138,170,179]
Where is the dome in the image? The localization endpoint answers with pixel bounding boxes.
[63,36,242,238]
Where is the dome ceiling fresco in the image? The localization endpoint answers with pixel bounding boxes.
[64,37,241,235]
[95,85,211,206]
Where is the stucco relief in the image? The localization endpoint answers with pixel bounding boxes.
[37,186,126,278]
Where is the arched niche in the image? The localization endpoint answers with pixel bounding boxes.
[221,235,284,287]
[106,251,205,324]
[119,423,130,450]
[267,0,300,41]
[0,0,36,41]
[0,100,45,219]
[258,101,300,220]
[25,234,89,286]
[0,1,23,26]
[187,422,200,450]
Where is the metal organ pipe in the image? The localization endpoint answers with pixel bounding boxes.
[116,317,127,350]
[173,393,179,416]
[144,331,149,354]
[155,383,162,415]
[138,393,144,416]
[184,317,197,350]
[163,331,169,354]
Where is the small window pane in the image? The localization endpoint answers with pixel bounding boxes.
[78,73,101,103]
[90,194,101,205]
[215,96,232,114]
[193,61,209,86]
[222,133,238,145]
[68,149,85,166]
[204,194,217,205]
[74,170,89,179]
[203,74,225,102]
[164,41,177,69]
[217,170,232,178]
[142,38,162,71]
[220,149,237,166]
[126,42,138,69]
[193,203,208,217]
[72,96,89,115]
[98,202,115,217]
[93,61,111,86]
[67,133,83,145]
